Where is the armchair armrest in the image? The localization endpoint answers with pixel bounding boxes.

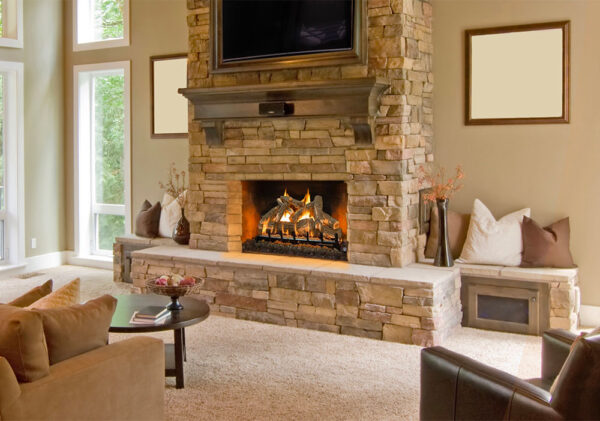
[3,336,165,421]
[542,329,579,382]
[420,347,560,420]
[0,357,21,417]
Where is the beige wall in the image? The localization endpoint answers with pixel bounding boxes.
[0,0,65,258]
[64,0,189,250]
[433,0,600,305]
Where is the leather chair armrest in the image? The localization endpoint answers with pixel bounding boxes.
[542,329,579,382]
[0,357,21,418]
[421,347,554,421]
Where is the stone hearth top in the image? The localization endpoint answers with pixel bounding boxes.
[132,246,458,289]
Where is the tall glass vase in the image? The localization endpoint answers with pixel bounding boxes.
[434,198,454,267]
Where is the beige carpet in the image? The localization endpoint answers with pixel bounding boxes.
[1,266,542,421]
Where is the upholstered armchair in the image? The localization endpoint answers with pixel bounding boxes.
[420,329,600,420]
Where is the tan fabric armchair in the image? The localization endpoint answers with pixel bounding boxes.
[0,336,165,421]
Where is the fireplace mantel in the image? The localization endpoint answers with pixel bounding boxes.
[179,77,389,146]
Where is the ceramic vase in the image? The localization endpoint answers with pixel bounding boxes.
[172,208,190,245]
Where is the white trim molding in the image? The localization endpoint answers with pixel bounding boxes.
[0,61,25,267]
[73,61,131,259]
[73,0,130,51]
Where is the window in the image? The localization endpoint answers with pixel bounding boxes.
[75,62,130,258]
[0,0,23,49]
[74,0,129,51]
[0,60,24,266]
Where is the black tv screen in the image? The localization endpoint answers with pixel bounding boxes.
[222,0,354,62]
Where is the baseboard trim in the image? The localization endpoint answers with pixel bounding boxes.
[0,251,69,278]
[580,305,600,327]
[65,252,113,270]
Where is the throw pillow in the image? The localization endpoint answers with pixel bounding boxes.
[458,199,530,266]
[158,192,184,238]
[520,216,576,268]
[6,279,53,307]
[0,305,50,382]
[27,278,80,310]
[424,208,471,259]
[135,200,162,238]
[32,295,117,365]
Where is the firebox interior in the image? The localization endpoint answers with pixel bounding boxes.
[242,181,348,260]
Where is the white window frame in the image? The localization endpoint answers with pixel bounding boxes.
[74,61,131,260]
[0,61,24,267]
[0,0,24,49]
[73,0,130,51]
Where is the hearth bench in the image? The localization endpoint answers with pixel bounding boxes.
[434,260,579,335]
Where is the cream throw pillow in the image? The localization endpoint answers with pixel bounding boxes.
[458,199,530,266]
[158,192,184,238]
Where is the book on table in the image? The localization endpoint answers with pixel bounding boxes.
[135,306,170,320]
[129,308,170,325]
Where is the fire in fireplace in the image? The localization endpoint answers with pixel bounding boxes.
[242,181,347,260]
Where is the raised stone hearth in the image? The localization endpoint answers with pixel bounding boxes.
[130,247,461,346]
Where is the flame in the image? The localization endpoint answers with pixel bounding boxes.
[281,210,292,222]
[299,210,311,221]
[283,188,289,197]
[302,189,311,205]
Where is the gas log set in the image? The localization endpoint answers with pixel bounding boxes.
[242,189,348,260]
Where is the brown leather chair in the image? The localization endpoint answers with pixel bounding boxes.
[420,329,600,420]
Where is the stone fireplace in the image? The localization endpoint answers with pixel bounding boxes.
[125,0,464,348]
[183,0,434,268]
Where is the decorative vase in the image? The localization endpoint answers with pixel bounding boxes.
[172,208,190,245]
[434,198,454,267]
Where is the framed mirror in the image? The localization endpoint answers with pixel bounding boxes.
[465,21,570,125]
[151,54,188,138]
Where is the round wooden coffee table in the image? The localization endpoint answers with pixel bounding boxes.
[109,294,210,389]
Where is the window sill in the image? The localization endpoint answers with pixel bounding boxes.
[73,38,129,52]
[68,254,113,270]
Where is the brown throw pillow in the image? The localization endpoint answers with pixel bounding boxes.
[135,200,161,238]
[0,305,50,382]
[521,216,576,268]
[32,295,117,365]
[27,278,80,310]
[7,279,53,307]
[425,207,471,259]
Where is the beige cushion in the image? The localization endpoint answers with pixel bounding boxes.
[6,279,53,307]
[27,278,80,310]
[0,305,50,382]
[32,295,117,365]
[458,199,530,266]
[424,208,470,259]
[158,192,185,238]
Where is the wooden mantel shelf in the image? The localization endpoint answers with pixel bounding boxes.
[178,77,390,145]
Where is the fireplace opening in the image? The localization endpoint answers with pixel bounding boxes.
[242,181,348,260]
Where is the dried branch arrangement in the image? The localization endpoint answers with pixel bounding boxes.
[418,165,464,202]
[159,162,188,207]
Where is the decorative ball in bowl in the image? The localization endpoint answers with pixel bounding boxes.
[146,275,201,311]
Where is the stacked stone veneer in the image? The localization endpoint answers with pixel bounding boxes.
[130,247,462,346]
[185,0,434,267]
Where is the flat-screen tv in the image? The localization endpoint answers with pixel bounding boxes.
[212,0,365,72]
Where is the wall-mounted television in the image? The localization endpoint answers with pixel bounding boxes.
[211,0,366,73]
